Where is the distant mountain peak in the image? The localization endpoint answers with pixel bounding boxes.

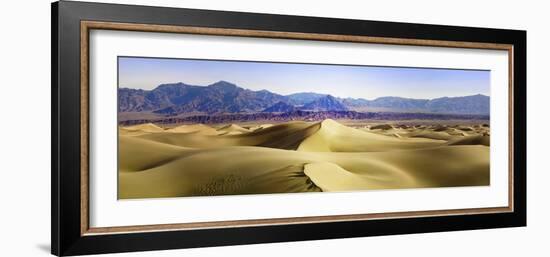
[208,80,238,89]
[324,95,338,100]
[154,82,190,90]
[470,93,488,98]
[374,96,412,100]
[286,92,328,106]
[301,95,348,111]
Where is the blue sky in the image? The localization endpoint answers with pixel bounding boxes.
[118,56,490,100]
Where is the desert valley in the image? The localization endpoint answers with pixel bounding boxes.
[118,81,490,199]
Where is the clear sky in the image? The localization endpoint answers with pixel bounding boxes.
[118,56,490,100]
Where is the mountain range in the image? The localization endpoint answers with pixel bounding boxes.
[118,80,490,115]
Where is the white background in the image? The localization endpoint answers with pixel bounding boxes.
[90,30,509,227]
[1,0,548,256]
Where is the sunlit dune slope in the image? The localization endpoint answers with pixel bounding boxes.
[297,119,444,152]
[167,124,221,135]
[248,124,274,131]
[123,123,164,132]
[134,121,321,150]
[217,124,251,134]
[119,123,165,136]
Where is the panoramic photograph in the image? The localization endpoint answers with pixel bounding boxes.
[117,56,491,199]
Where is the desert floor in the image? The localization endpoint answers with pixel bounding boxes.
[118,119,490,199]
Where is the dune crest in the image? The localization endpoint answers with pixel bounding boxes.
[247,124,274,131]
[217,124,251,134]
[134,121,320,150]
[123,123,164,133]
[297,119,443,152]
[167,124,220,135]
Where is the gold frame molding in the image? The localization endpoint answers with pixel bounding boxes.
[80,20,514,236]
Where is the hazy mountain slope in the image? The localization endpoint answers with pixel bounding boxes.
[368,96,429,109]
[120,81,288,114]
[301,95,348,111]
[262,101,296,113]
[286,92,327,105]
[343,95,490,114]
[425,94,490,114]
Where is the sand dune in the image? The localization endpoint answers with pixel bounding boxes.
[432,125,449,132]
[370,124,394,130]
[217,124,251,134]
[119,119,490,199]
[119,123,166,136]
[123,123,164,133]
[400,130,454,141]
[247,124,274,132]
[303,162,416,191]
[297,119,443,152]
[167,124,221,135]
[446,128,470,136]
[119,136,193,172]
[119,143,489,198]
[136,121,320,150]
[448,135,490,146]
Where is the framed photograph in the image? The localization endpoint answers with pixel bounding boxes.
[52,1,526,256]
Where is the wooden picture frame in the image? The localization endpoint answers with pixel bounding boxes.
[52,1,526,256]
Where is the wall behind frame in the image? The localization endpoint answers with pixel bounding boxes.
[0,0,546,256]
